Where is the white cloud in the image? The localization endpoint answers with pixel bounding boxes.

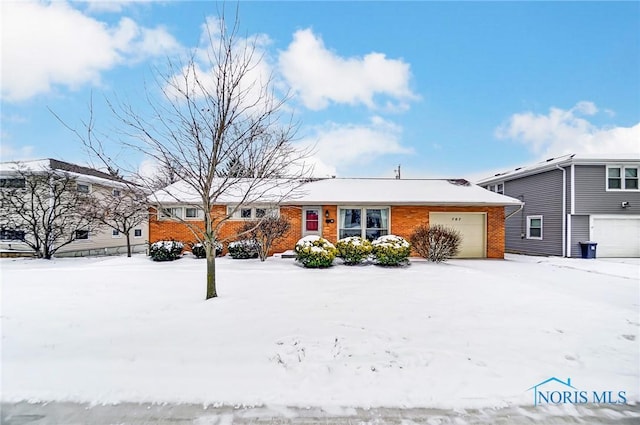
[0,143,36,162]
[279,29,417,110]
[298,117,413,177]
[496,102,640,157]
[1,1,181,102]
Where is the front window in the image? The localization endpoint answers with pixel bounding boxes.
[185,207,202,219]
[227,206,279,220]
[607,166,639,190]
[112,229,120,238]
[1,228,25,240]
[365,208,389,240]
[159,207,183,219]
[339,207,389,241]
[134,229,143,238]
[75,230,89,240]
[526,216,543,240]
[77,183,90,193]
[0,178,25,189]
[112,189,121,197]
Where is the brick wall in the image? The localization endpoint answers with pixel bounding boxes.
[151,204,506,258]
[149,206,302,255]
[390,205,505,258]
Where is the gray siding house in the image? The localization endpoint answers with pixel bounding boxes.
[477,154,640,258]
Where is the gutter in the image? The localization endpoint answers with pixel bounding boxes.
[556,164,567,257]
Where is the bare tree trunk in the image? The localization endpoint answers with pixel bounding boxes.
[206,241,217,299]
[126,233,132,257]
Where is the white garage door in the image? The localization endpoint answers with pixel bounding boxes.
[429,212,486,258]
[590,216,640,257]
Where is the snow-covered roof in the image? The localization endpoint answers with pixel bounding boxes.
[0,158,133,187]
[151,178,305,205]
[477,153,640,184]
[152,178,522,206]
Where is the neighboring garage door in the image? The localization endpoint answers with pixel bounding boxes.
[590,216,640,257]
[429,212,486,258]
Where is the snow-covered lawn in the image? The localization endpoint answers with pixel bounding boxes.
[1,254,638,409]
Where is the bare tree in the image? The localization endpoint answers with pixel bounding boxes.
[0,164,98,259]
[240,215,291,261]
[89,185,148,257]
[60,12,311,299]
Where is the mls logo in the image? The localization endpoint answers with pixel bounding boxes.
[527,377,627,406]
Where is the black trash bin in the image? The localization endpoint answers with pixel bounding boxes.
[579,241,597,259]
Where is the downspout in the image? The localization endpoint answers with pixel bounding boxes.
[505,201,524,220]
[556,164,567,257]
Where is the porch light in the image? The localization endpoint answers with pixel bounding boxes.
[325,210,330,218]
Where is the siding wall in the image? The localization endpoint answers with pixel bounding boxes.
[503,169,564,256]
[569,215,590,258]
[574,165,640,215]
[0,179,149,257]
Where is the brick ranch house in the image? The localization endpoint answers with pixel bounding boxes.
[149,178,522,259]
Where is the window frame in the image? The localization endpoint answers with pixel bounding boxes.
[158,206,184,220]
[77,182,91,194]
[134,228,143,238]
[112,188,121,197]
[606,165,639,191]
[485,183,504,195]
[0,178,26,189]
[0,228,25,241]
[75,229,90,240]
[526,215,543,240]
[184,207,203,220]
[111,229,121,238]
[338,206,390,241]
[227,205,280,220]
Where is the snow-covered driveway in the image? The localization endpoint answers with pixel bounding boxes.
[1,254,638,411]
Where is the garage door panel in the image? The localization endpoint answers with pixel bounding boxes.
[429,213,486,258]
[591,216,640,257]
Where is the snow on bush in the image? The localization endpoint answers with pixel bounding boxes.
[228,239,259,259]
[149,240,184,262]
[410,224,461,263]
[294,235,338,268]
[336,236,373,265]
[190,241,224,259]
[371,235,411,266]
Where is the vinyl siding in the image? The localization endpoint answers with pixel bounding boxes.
[574,165,640,215]
[569,215,590,258]
[503,169,563,256]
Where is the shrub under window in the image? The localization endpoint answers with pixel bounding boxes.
[295,236,338,268]
[371,235,411,266]
[150,240,184,261]
[191,241,223,258]
[336,236,372,265]
[228,239,260,259]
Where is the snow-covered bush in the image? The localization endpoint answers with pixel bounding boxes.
[149,240,184,262]
[228,239,259,259]
[336,236,373,265]
[191,241,223,259]
[371,235,411,266]
[410,224,461,263]
[294,235,338,268]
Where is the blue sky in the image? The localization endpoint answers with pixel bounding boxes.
[2,1,639,180]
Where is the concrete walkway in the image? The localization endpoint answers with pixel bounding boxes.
[2,401,639,424]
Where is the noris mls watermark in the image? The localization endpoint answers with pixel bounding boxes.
[527,377,627,406]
